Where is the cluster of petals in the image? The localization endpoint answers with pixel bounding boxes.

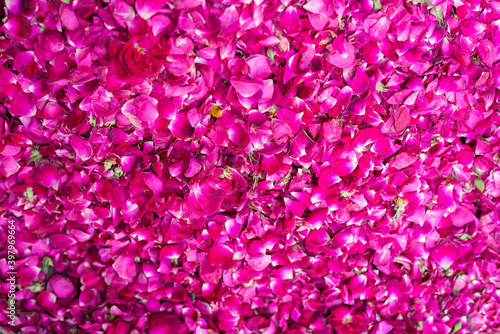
[1,0,500,333]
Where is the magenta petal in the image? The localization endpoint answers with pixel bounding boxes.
[43,103,63,119]
[121,156,138,173]
[365,14,390,40]
[246,55,272,79]
[60,5,81,31]
[144,172,163,195]
[306,229,330,248]
[248,254,271,271]
[478,39,494,68]
[392,152,417,169]
[333,158,357,176]
[347,274,367,294]
[394,105,411,132]
[347,97,366,116]
[109,128,129,144]
[352,127,381,151]
[460,20,485,37]
[169,113,194,139]
[322,120,344,142]
[135,96,159,122]
[335,86,353,112]
[187,182,225,217]
[303,0,325,14]
[228,123,250,148]
[372,321,394,334]
[11,90,37,117]
[33,161,60,190]
[0,66,16,85]
[47,274,75,299]
[49,234,76,249]
[200,265,222,284]
[284,197,306,217]
[5,0,21,15]
[308,208,328,229]
[79,289,97,307]
[280,6,300,33]
[2,156,20,176]
[13,52,34,74]
[18,267,41,287]
[149,313,182,334]
[371,137,392,155]
[318,167,340,188]
[326,36,355,68]
[431,242,458,269]
[184,155,201,178]
[112,255,137,278]
[261,155,280,175]
[207,245,234,269]
[361,40,382,64]
[71,135,93,161]
[451,207,475,227]
[136,0,168,20]
[230,77,264,97]
[5,16,32,38]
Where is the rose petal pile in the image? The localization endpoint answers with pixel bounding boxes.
[1,0,500,333]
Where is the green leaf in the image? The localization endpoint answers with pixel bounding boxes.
[451,172,462,184]
[474,167,485,176]
[452,321,462,333]
[30,149,43,163]
[23,187,34,202]
[376,82,388,92]
[374,0,382,10]
[474,177,485,192]
[61,0,70,3]
[266,48,276,63]
[431,5,443,23]
[113,166,123,178]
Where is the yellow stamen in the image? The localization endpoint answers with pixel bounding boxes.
[210,106,223,117]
